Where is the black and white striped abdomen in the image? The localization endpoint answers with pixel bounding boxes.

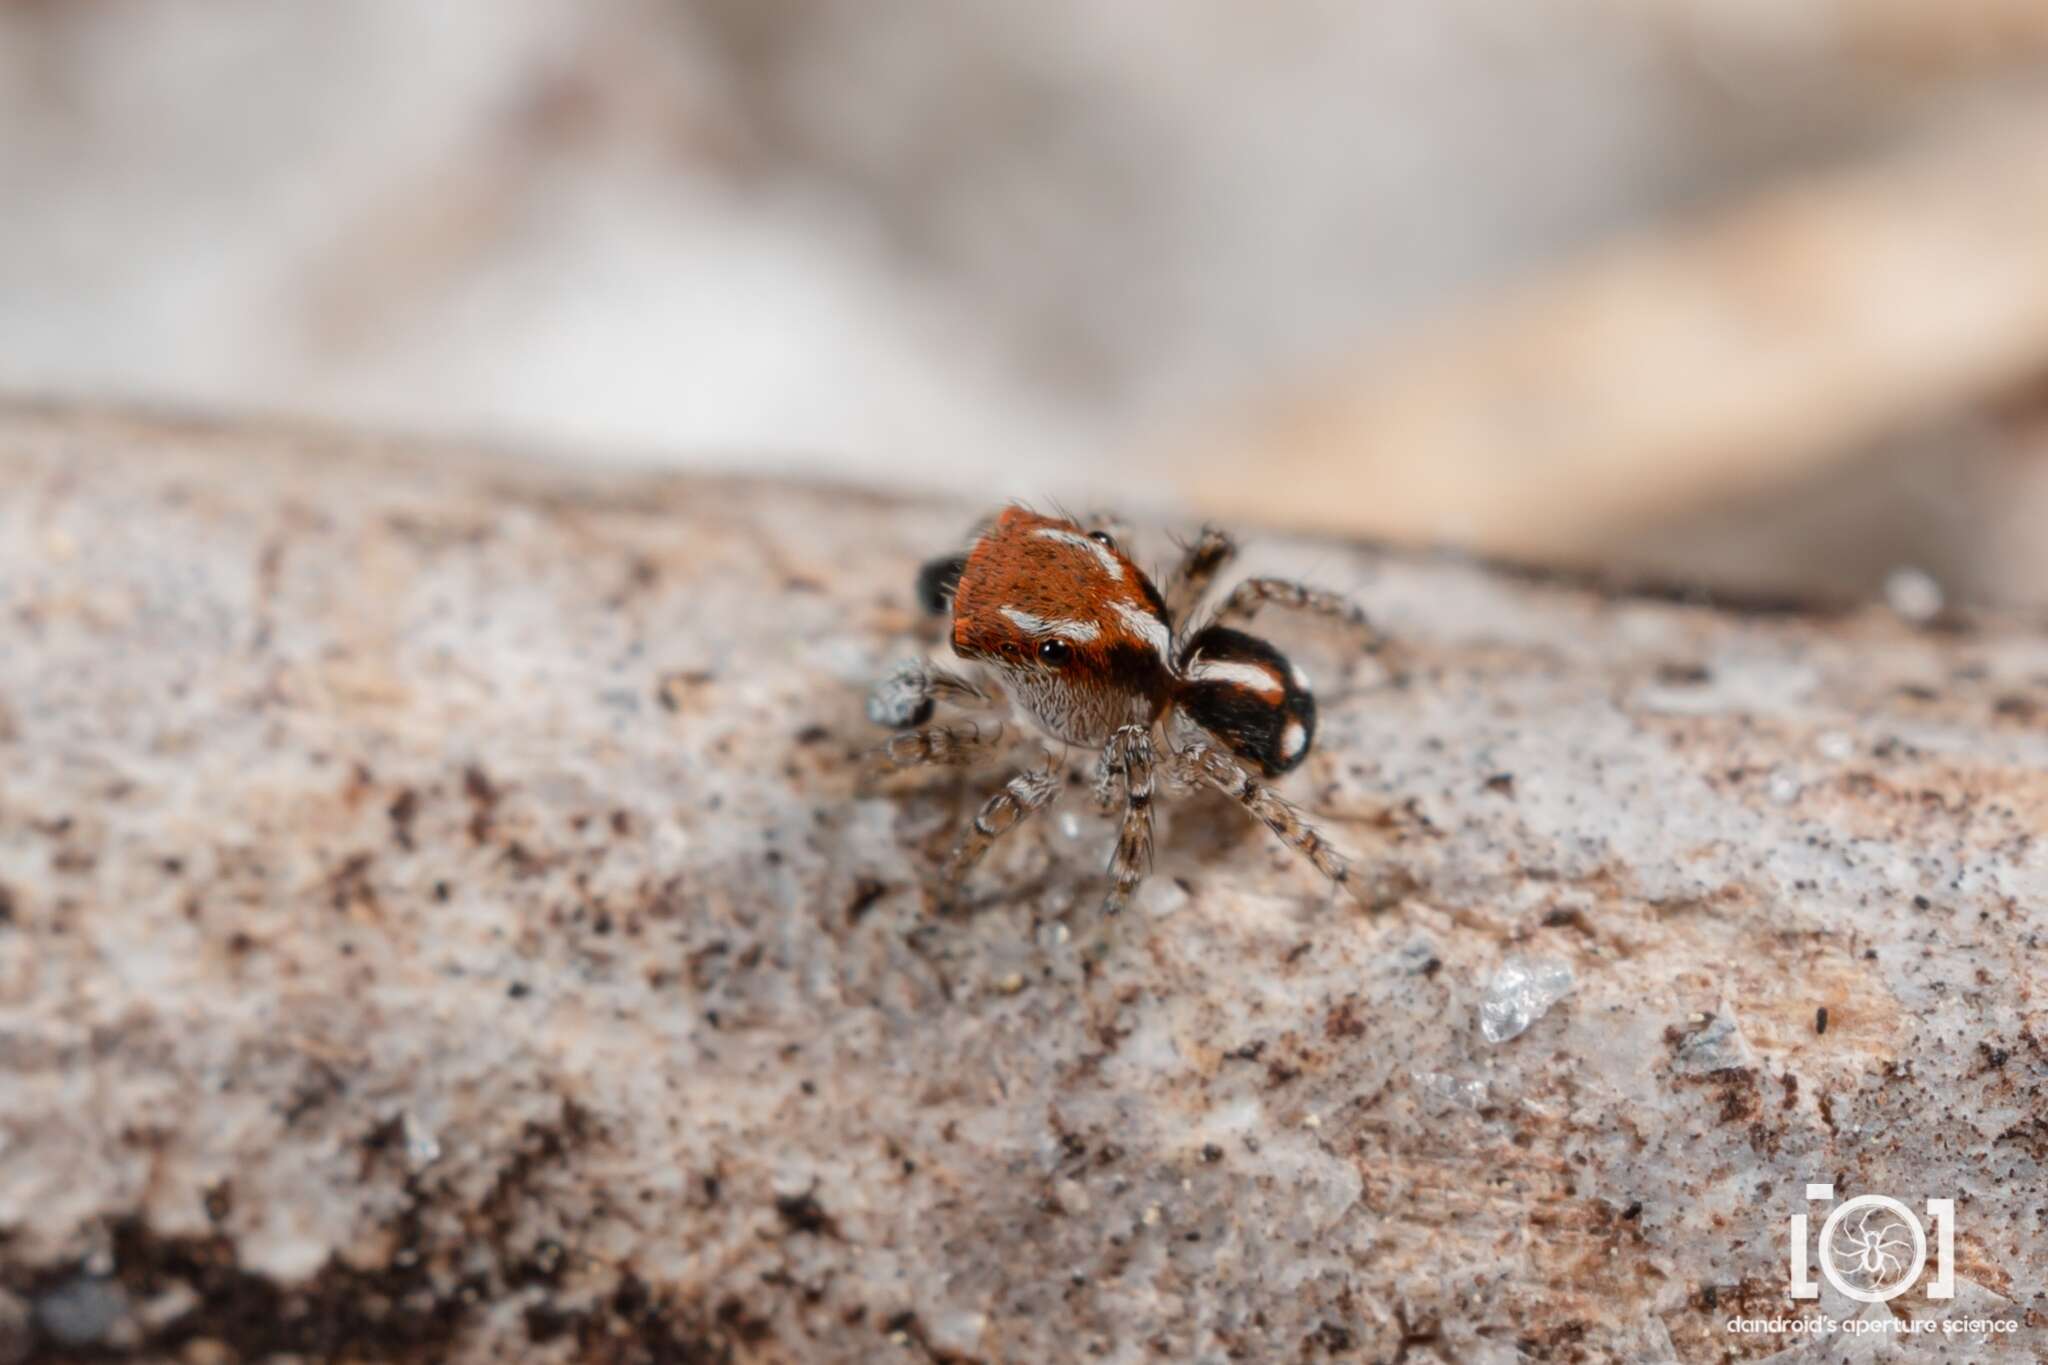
[1174,624,1316,776]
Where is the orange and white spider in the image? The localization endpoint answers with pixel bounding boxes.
[868,506,1395,915]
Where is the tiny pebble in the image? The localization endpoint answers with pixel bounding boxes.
[35,1278,126,1347]
[1479,957,1576,1044]
[1883,566,1943,624]
[402,1112,441,1170]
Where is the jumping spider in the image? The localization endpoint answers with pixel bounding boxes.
[868,505,1397,915]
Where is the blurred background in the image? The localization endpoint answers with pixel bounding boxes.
[6,0,2048,606]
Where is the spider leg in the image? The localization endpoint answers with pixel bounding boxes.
[866,657,995,729]
[1089,749,1121,814]
[944,759,1065,898]
[1211,577,1378,645]
[871,721,1009,775]
[1162,524,1238,626]
[914,553,968,616]
[1173,741,1403,910]
[1096,726,1156,916]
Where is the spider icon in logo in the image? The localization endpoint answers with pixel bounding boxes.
[1824,1200,1919,1297]
[1790,1186,1955,1304]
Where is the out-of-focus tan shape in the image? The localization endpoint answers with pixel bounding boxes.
[1737,0,2048,72]
[1656,0,2048,74]
[1188,100,2048,561]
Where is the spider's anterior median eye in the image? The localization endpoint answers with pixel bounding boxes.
[1037,638,1072,667]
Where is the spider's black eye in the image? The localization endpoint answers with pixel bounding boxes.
[1037,638,1072,667]
[1087,530,1116,548]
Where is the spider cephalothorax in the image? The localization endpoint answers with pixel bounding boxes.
[947,508,1175,746]
[868,505,1393,914]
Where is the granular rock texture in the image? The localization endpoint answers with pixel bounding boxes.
[0,406,2044,1362]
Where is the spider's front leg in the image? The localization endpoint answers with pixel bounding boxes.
[1173,742,1404,911]
[942,758,1064,905]
[863,660,1011,787]
[871,721,1009,777]
[866,657,993,730]
[1095,725,1156,916]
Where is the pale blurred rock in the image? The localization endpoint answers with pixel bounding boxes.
[33,1277,128,1349]
[3,0,2044,522]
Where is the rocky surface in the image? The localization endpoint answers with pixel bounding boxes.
[0,405,2044,1362]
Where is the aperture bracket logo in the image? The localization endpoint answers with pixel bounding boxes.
[1790,1184,1954,1304]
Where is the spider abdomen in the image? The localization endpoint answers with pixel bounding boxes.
[1175,624,1316,776]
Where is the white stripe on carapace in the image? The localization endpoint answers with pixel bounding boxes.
[1280,720,1308,759]
[1034,527,1124,580]
[1001,606,1102,642]
[1110,600,1172,661]
[1184,657,1284,698]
